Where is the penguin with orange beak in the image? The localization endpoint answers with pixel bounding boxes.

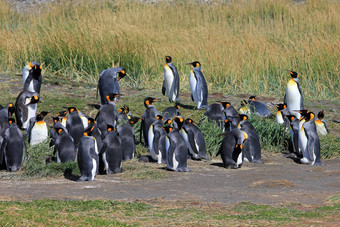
[98,67,126,104]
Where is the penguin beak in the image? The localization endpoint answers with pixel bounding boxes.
[153,98,160,102]
[186,62,193,66]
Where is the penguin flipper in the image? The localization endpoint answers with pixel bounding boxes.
[153,130,161,156]
[297,83,304,109]
[186,129,199,156]
[0,138,6,166]
[167,138,176,169]
[23,139,28,160]
[191,94,194,102]
[162,80,166,96]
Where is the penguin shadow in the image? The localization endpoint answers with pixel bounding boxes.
[63,168,80,181]
[210,162,225,168]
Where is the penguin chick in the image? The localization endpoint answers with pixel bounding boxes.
[187,61,208,109]
[162,56,180,103]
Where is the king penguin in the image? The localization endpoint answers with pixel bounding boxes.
[54,127,76,163]
[286,115,301,158]
[0,118,27,172]
[204,102,224,129]
[238,114,263,163]
[98,67,126,104]
[148,115,167,164]
[162,103,180,120]
[187,61,208,109]
[284,70,304,119]
[275,103,288,125]
[247,96,273,118]
[101,124,123,174]
[27,111,50,146]
[140,97,160,146]
[217,127,248,169]
[162,56,180,103]
[117,116,141,161]
[23,62,42,94]
[0,103,15,136]
[298,110,322,165]
[315,110,329,135]
[65,107,84,149]
[78,129,99,181]
[164,125,190,172]
[15,90,40,130]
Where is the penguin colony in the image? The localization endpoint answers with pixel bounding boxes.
[0,57,329,180]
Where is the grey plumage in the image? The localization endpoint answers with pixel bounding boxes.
[162,56,180,103]
[98,67,126,104]
[78,135,99,181]
[187,61,208,109]
[15,90,40,130]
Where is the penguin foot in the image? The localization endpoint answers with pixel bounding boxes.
[300,158,310,164]
[312,162,323,166]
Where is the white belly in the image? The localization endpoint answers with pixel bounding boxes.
[236,150,243,167]
[164,68,174,100]
[286,82,302,117]
[91,158,97,180]
[189,72,197,102]
[299,127,308,163]
[148,124,155,158]
[30,122,48,145]
[103,151,109,174]
[276,111,284,124]
[23,104,37,129]
[81,116,88,129]
[165,136,172,170]
[173,150,179,170]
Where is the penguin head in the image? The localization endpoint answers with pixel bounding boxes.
[129,117,141,126]
[58,110,68,117]
[31,62,42,77]
[165,56,172,63]
[287,70,299,78]
[123,105,130,114]
[172,116,184,129]
[286,115,296,122]
[29,95,40,104]
[156,115,164,121]
[66,107,79,114]
[238,114,248,122]
[106,93,121,103]
[224,119,230,131]
[296,110,310,121]
[8,118,15,125]
[304,111,315,122]
[275,103,287,111]
[144,97,159,108]
[52,116,61,125]
[249,96,256,101]
[87,117,96,127]
[317,110,325,120]
[36,111,50,121]
[164,119,173,126]
[83,127,94,137]
[55,127,65,135]
[185,118,196,125]
[6,103,15,118]
[163,125,173,134]
[117,69,126,81]
[106,124,116,133]
[234,143,243,151]
[219,102,231,109]
[186,61,201,69]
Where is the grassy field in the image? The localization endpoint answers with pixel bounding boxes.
[0,199,339,226]
[0,0,339,98]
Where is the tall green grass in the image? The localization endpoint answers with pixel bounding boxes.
[0,0,338,98]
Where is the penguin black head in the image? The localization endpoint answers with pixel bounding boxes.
[36,111,50,121]
[286,115,296,122]
[317,110,325,120]
[129,117,141,126]
[249,96,256,101]
[165,56,172,63]
[275,104,287,111]
[58,110,68,117]
[83,127,94,137]
[55,127,65,135]
[296,109,310,120]
[106,93,122,102]
[224,118,230,131]
[117,69,126,81]
[123,105,130,114]
[30,95,40,104]
[156,115,163,121]
[144,97,159,108]
[173,116,184,129]
[106,124,116,133]
[31,62,42,76]
[287,70,299,78]
[52,116,61,125]
[185,118,196,125]
[238,114,248,122]
[186,61,201,68]
[6,103,15,117]
[87,117,96,127]
[164,119,173,126]
[8,118,15,125]
[219,102,231,109]
[304,111,315,122]
[66,107,79,114]
[163,125,173,134]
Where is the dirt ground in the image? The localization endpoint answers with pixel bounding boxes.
[0,152,339,205]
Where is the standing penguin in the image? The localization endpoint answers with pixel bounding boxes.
[65,107,84,149]
[0,103,15,136]
[162,56,180,103]
[50,116,67,147]
[148,115,167,164]
[23,62,42,94]
[284,70,304,119]
[217,127,248,169]
[204,102,224,129]
[117,116,140,161]
[286,115,301,158]
[54,127,76,163]
[0,118,27,172]
[275,103,288,125]
[187,61,208,109]
[221,102,239,130]
[247,96,273,118]
[95,93,121,136]
[101,125,123,174]
[15,90,40,130]
[98,67,126,104]
[140,97,160,146]
[78,129,99,181]
[238,114,263,163]
[298,110,322,165]
[27,111,50,146]
[164,125,190,172]
[315,110,329,135]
